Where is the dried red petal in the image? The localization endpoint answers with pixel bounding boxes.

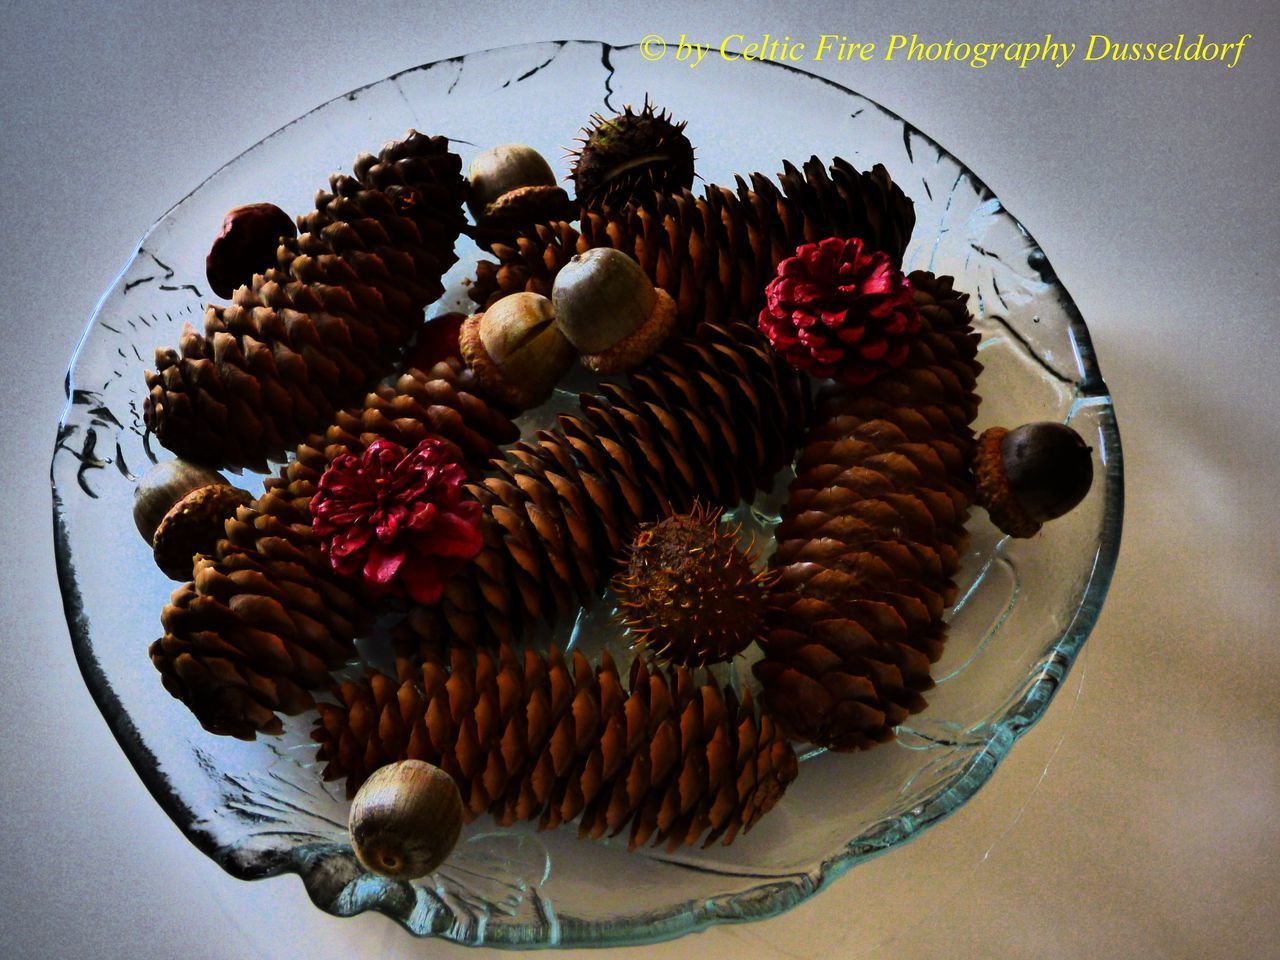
[758,236,919,386]
[311,437,483,602]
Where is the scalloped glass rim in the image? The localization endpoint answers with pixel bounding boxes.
[52,39,1123,949]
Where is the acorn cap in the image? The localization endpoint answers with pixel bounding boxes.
[152,483,253,580]
[580,286,676,373]
[481,184,571,225]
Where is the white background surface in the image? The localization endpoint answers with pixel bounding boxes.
[2,2,1277,958]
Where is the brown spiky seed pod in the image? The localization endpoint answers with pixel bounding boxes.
[313,645,798,851]
[470,156,915,335]
[754,271,983,751]
[615,504,774,667]
[148,359,519,740]
[569,99,696,209]
[144,131,467,471]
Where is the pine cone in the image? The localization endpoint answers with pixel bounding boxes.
[313,645,798,850]
[398,321,810,657]
[149,530,360,738]
[149,360,519,739]
[754,272,983,751]
[260,360,519,517]
[144,131,467,471]
[469,157,914,334]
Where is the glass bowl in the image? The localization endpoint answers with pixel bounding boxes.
[52,40,1122,949]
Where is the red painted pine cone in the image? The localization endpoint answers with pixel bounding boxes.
[149,360,519,739]
[758,236,920,384]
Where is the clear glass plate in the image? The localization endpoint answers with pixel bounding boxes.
[51,40,1122,949]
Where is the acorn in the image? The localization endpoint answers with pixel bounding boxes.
[134,459,232,543]
[133,459,252,579]
[974,422,1094,537]
[614,504,776,667]
[348,760,463,880]
[569,99,695,209]
[205,202,297,299]
[550,247,676,373]
[459,292,576,412]
[466,144,571,235]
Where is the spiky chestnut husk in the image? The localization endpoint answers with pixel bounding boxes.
[614,503,775,667]
[569,99,695,209]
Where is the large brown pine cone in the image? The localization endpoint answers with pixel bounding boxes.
[149,360,519,740]
[400,321,810,657]
[754,272,982,751]
[470,157,914,333]
[313,645,798,850]
[144,131,467,471]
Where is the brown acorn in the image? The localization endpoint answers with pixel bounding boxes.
[615,504,775,667]
[550,247,676,373]
[974,422,1093,537]
[467,144,571,240]
[569,99,695,209]
[459,292,576,411]
[205,203,297,300]
[133,459,252,580]
[348,760,463,879]
[133,459,230,543]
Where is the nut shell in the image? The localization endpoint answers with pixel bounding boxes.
[152,483,253,580]
[348,760,463,880]
[569,100,696,208]
[467,144,560,219]
[974,422,1093,537]
[205,202,297,299]
[133,459,229,544]
[552,247,656,354]
[1002,421,1093,523]
[459,293,575,411]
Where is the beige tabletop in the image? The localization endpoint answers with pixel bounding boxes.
[2,2,1276,958]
